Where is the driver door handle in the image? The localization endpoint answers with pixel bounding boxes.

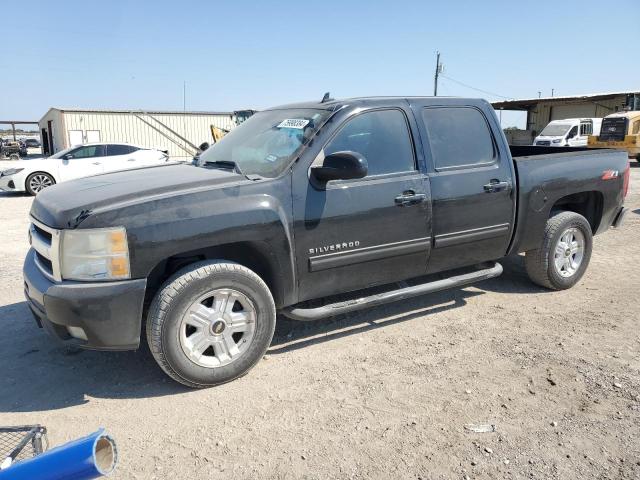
[92,162,102,165]
[395,191,427,206]
[483,180,510,193]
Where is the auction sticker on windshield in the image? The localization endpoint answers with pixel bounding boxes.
[277,119,309,129]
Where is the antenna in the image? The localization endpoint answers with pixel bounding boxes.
[433,52,443,96]
[321,92,332,103]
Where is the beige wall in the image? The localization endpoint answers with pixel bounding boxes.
[39,110,237,159]
[527,96,626,134]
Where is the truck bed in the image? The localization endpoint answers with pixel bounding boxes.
[507,145,629,254]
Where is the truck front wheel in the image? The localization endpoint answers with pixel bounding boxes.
[146,260,276,388]
[524,211,593,290]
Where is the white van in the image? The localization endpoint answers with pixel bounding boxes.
[534,118,603,147]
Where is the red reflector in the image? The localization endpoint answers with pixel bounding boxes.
[622,164,630,198]
[601,170,619,180]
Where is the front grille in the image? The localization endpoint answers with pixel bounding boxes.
[29,217,61,281]
[32,223,52,242]
[536,141,551,146]
[35,252,53,275]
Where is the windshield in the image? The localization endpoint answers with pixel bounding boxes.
[539,123,572,137]
[198,108,332,178]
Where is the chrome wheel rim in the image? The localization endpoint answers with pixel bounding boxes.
[553,227,585,278]
[179,288,256,368]
[29,174,53,193]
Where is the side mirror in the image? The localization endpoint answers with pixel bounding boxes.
[310,151,368,184]
[64,154,74,160]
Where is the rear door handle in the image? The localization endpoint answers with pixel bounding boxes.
[395,191,427,206]
[127,158,136,162]
[92,162,101,165]
[483,180,510,193]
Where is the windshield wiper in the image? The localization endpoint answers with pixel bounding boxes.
[203,160,262,180]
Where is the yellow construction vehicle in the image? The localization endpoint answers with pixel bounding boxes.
[210,110,256,145]
[588,94,640,162]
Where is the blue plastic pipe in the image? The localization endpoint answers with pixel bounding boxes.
[0,429,116,480]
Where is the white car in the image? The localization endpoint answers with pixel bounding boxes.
[0,143,169,195]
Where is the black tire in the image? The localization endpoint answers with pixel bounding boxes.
[25,172,55,196]
[146,260,276,388]
[524,211,593,290]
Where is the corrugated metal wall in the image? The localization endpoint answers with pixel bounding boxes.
[62,111,236,159]
[39,110,236,159]
[528,96,626,134]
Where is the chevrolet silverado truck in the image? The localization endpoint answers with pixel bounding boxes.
[23,96,630,387]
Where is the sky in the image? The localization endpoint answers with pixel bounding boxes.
[2,0,639,129]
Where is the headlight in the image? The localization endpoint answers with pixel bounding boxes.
[60,227,130,280]
[1,168,24,176]
[552,139,562,143]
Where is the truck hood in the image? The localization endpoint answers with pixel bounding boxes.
[31,163,249,229]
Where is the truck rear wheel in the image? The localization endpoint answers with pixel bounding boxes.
[524,211,593,290]
[146,260,276,388]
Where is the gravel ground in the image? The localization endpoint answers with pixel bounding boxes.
[0,165,639,479]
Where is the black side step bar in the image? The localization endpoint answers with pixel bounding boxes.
[281,262,503,321]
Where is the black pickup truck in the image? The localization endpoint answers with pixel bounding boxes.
[23,96,630,387]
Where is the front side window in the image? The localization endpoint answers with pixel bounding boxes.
[324,109,415,176]
[70,145,104,158]
[422,107,495,170]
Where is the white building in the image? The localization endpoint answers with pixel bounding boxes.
[38,108,252,160]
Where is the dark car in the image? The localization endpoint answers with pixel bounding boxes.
[24,138,41,148]
[23,96,629,387]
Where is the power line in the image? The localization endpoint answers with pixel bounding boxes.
[439,74,512,100]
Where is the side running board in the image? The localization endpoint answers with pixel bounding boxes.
[282,262,503,321]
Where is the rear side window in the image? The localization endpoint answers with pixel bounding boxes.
[580,122,593,136]
[422,107,495,170]
[107,145,137,156]
[325,109,415,176]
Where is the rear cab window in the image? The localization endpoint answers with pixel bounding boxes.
[421,107,496,171]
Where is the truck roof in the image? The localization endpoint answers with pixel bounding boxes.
[266,96,486,112]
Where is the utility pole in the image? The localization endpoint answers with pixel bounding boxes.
[433,51,443,96]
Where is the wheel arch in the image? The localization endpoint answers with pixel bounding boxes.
[143,241,289,310]
[550,190,604,234]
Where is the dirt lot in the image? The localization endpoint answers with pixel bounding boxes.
[0,165,639,479]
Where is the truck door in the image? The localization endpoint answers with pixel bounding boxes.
[292,107,432,302]
[416,104,515,273]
